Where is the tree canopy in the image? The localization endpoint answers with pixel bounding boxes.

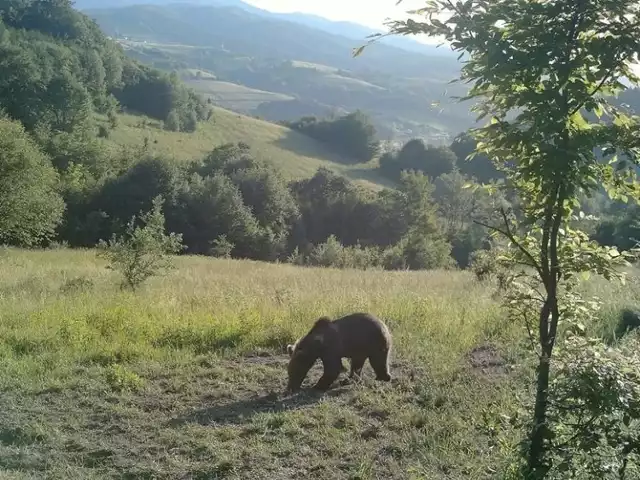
[0,115,65,245]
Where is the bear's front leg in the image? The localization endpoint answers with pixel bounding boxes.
[313,356,342,391]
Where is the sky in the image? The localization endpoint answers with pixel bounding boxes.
[244,0,424,29]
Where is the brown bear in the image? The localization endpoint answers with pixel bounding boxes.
[285,312,392,393]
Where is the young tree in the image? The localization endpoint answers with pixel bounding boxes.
[363,1,640,476]
[98,196,184,291]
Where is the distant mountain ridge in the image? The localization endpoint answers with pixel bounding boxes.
[83,3,460,80]
[74,0,452,57]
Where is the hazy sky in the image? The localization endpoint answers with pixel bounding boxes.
[245,0,423,29]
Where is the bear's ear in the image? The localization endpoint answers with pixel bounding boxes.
[313,316,332,329]
[286,344,295,356]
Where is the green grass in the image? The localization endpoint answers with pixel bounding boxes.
[101,109,390,189]
[0,248,521,479]
[0,248,636,478]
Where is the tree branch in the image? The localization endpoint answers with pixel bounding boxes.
[473,208,543,277]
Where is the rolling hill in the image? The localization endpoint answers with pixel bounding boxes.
[82,3,475,144]
[74,0,453,57]
[101,107,391,189]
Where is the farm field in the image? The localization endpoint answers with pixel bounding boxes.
[0,248,636,479]
[184,79,295,112]
[99,109,390,190]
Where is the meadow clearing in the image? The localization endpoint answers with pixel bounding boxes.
[0,248,637,479]
[97,109,390,190]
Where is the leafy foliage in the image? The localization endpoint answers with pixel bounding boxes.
[285,112,380,162]
[0,0,208,134]
[449,132,503,184]
[547,334,640,479]
[0,115,65,246]
[98,196,184,290]
[380,0,640,476]
[379,139,456,180]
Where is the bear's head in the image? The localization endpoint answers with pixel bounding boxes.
[285,317,332,393]
[286,340,299,357]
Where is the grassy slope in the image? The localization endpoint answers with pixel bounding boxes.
[101,109,391,189]
[0,249,636,479]
[0,248,519,479]
[0,249,638,480]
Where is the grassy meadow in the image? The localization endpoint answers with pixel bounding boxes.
[0,248,637,479]
[98,108,390,190]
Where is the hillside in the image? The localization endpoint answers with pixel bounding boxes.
[0,248,635,478]
[102,108,390,189]
[0,248,522,479]
[83,3,475,143]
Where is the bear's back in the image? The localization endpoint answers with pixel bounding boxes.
[333,313,391,357]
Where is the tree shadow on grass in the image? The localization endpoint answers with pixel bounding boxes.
[168,387,345,428]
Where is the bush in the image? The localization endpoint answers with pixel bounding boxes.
[164,110,181,132]
[209,234,234,258]
[292,235,383,270]
[379,139,456,181]
[469,249,499,281]
[105,364,145,392]
[98,196,184,290]
[544,335,640,478]
[449,132,503,183]
[108,110,119,129]
[401,232,455,270]
[97,125,109,138]
[468,248,510,292]
[182,109,198,133]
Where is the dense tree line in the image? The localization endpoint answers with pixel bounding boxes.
[1,89,498,270]
[378,134,504,184]
[285,111,380,163]
[56,139,471,270]
[0,0,210,134]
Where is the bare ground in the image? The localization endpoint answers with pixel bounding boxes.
[0,349,517,480]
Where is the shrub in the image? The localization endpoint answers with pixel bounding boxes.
[286,112,380,163]
[105,364,145,392]
[182,109,198,133]
[209,234,234,258]
[97,125,109,138]
[469,249,499,281]
[164,110,181,132]
[544,334,640,478]
[468,248,510,292]
[98,196,184,291]
[379,139,457,181]
[292,235,383,270]
[108,110,119,129]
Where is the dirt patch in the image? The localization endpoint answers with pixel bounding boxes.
[243,353,288,366]
[467,344,509,376]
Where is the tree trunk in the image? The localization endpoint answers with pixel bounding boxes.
[527,350,552,478]
[526,189,564,478]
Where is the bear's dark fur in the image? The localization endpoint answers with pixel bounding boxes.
[286,312,392,393]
